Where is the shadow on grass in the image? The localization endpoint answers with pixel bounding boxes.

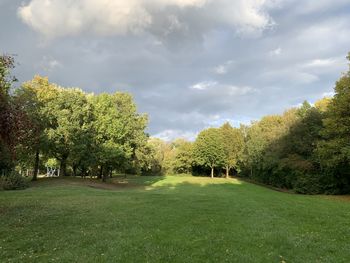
[28,175,245,193]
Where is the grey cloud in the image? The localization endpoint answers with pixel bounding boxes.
[18,0,276,40]
[0,0,349,141]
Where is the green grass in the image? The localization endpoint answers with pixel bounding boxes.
[0,175,350,262]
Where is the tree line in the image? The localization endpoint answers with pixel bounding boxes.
[1,53,350,194]
[0,56,151,185]
[141,53,350,194]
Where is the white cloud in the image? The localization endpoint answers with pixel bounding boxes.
[227,85,255,96]
[190,81,217,90]
[304,59,335,67]
[213,60,234,74]
[153,129,197,141]
[18,0,277,39]
[190,81,255,95]
[301,57,347,69]
[322,91,335,98]
[39,56,62,72]
[269,47,281,56]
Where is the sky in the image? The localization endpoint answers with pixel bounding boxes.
[1,0,350,140]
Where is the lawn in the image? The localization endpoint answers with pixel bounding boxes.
[0,175,350,262]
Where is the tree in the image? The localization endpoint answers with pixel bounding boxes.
[172,139,193,174]
[136,138,167,175]
[0,55,29,172]
[44,86,94,177]
[317,53,350,193]
[194,128,225,178]
[92,92,148,180]
[0,55,15,171]
[220,122,244,178]
[15,76,50,181]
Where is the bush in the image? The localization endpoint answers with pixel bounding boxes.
[0,171,29,190]
[292,172,323,194]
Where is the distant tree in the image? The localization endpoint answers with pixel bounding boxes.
[194,128,225,178]
[172,139,193,174]
[243,113,296,182]
[135,141,159,175]
[220,122,244,178]
[144,138,170,175]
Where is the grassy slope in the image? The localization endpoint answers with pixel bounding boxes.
[0,176,350,263]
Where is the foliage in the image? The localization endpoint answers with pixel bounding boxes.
[219,122,244,177]
[172,139,194,174]
[0,55,31,173]
[92,92,148,179]
[193,128,225,178]
[2,52,350,194]
[316,53,350,193]
[0,171,29,190]
[1,73,149,181]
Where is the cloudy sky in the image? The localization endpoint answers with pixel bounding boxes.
[1,0,350,140]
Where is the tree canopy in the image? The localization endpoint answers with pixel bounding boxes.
[2,52,350,194]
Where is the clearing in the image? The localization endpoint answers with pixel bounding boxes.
[0,175,349,262]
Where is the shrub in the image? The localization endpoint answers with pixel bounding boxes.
[292,172,323,194]
[0,171,29,190]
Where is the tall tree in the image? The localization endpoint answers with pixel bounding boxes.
[172,139,193,174]
[317,53,350,192]
[0,55,29,172]
[220,122,244,178]
[92,92,148,181]
[15,76,51,180]
[0,55,15,171]
[45,87,94,177]
[194,128,225,178]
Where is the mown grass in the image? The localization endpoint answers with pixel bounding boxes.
[0,175,350,262]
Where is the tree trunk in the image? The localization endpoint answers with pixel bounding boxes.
[72,164,77,177]
[102,167,107,182]
[211,167,214,178]
[226,166,229,179]
[60,157,67,177]
[32,149,39,181]
[98,165,103,179]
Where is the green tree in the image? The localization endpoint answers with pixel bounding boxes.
[172,139,193,174]
[0,55,29,172]
[44,87,94,177]
[194,128,225,178]
[317,53,350,192]
[0,55,16,171]
[15,76,51,181]
[92,92,148,180]
[220,122,244,178]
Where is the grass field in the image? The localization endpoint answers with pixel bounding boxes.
[0,175,350,262]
